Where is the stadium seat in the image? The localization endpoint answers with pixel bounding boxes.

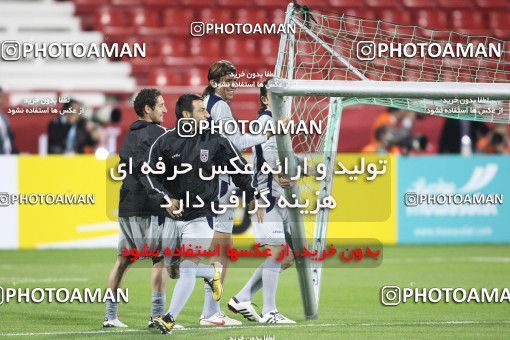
[110,0,141,6]
[184,68,208,86]
[259,38,280,60]
[198,8,232,24]
[94,7,126,28]
[493,30,510,40]
[379,22,415,36]
[489,12,510,30]
[217,0,251,6]
[130,8,160,27]
[402,0,438,8]
[415,10,449,30]
[439,69,459,82]
[451,10,486,29]
[366,0,402,7]
[474,0,509,9]
[156,38,188,58]
[380,10,413,25]
[255,0,291,6]
[163,8,195,30]
[145,0,179,6]
[235,8,268,24]
[343,9,376,20]
[271,8,286,24]
[180,0,211,6]
[148,69,182,86]
[437,0,475,8]
[225,38,257,57]
[300,0,330,7]
[329,0,367,6]
[189,38,221,57]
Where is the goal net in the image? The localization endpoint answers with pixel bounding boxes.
[272,2,510,319]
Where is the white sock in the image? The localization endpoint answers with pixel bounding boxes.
[236,266,263,302]
[167,260,197,320]
[262,259,281,315]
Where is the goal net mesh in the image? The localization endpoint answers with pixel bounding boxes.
[274,5,510,231]
[277,7,510,150]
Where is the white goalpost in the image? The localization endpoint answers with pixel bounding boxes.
[271,2,510,320]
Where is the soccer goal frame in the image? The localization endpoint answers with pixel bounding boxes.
[271,2,510,321]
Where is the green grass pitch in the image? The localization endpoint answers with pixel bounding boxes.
[0,245,509,339]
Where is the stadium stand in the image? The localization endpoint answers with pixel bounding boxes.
[0,0,135,94]
[1,0,508,154]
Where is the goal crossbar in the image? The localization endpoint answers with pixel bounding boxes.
[268,79,510,99]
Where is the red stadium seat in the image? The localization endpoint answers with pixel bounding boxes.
[156,39,188,58]
[255,0,291,6]
[180,0,211,6]
[164,9,195,29]
[225,39,257,57]
[329,0,367,6]
[452,10,493,35]
[145,0,177,6]
[415,10,449,30]
[299,0,330,7]
[271,8,286,24]
[489,12,510,29]
[259,38,280,59]
[235,8,268,24]
[95,7,126,28]
[494,30,510,40]
[189,38,221,57]
[217,0,251,6]
[366,0,402,7]
[198,8,232,24]
[380,10,413,25]
[402,0,438,8]
[131,8,160,27]
[110,0,141,6]
[451,10,486,30]
[148,69,182,86]
[184,68,208,86]
[474,0,509,9]
[437,0,475,8]
[343,9,376,20]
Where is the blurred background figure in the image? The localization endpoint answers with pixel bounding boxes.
[439,119,489,155]
[92,105,123,155]
[370,107,416,140]
[367,107,427,155]
[362,125,398,154]
[477,124,510,154]
[0,87,18,154]
[47,99,99,154]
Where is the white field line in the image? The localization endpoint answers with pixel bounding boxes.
[1,320,509,337]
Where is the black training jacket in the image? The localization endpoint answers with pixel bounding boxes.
[143,127,255,221]
[118,120,167,217]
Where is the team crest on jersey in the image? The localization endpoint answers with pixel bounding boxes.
[200,149,209,162]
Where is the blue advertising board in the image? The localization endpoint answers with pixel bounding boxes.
[398,155,510,244]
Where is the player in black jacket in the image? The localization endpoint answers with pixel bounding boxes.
[147,94,256,334]
[104,88,171,329]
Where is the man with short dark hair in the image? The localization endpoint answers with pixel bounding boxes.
[145,94,256,334]
[103,88,171,328]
